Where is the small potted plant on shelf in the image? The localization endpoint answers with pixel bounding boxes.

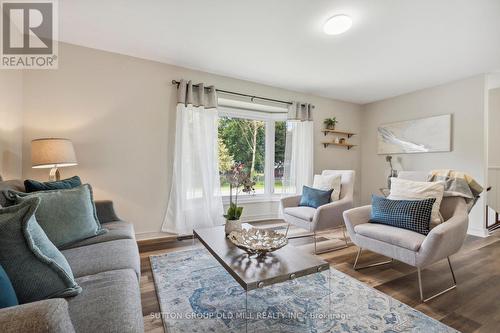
[224,162,256,237]
[323,117,338,130]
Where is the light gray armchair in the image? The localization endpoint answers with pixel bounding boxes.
[343,181,469,302]
[281,170,355,254]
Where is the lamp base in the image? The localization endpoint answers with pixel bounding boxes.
[49,167,61,181]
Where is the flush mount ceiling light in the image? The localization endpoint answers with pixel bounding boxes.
[323,15,353,35]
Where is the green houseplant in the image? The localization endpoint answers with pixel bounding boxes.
[224,162,255,236]
[323,117,338,130]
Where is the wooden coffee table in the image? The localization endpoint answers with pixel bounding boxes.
[193,223,330,291]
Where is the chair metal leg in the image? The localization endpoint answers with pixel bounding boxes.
[285,226,349,255]
[314,232,318,254]
[313,230,349,255]
[352,247,393,270]
[417,268,424,301]
[353,247,362,269]
[447,257,457,284]
[417,257,457,302]
[342,226,349,248]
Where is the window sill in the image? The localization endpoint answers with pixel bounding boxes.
[222,194,283,205]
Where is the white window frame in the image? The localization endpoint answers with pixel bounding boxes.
[218,106,287,204]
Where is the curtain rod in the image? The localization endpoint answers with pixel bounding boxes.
[171,80,293,106]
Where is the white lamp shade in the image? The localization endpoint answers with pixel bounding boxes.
[31,138,78,169]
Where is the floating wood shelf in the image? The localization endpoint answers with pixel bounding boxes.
[321,129,356,138]
[322,142,356,150]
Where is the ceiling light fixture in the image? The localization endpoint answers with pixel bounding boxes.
[323,15,353,35]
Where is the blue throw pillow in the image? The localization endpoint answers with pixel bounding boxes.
[299,186,333,208]
[24,176,82,193]
[0,197,81,303]
[0,263,18,308]
[370,195,436,235]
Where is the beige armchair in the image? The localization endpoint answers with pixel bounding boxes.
[343,173,469,302]
[281,170,355,254]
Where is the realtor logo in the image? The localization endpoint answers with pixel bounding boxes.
[1,0,58,68]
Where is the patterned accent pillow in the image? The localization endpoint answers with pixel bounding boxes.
[370,195,436,235]
[388,177,445,228]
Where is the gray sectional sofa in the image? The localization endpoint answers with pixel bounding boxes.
[0,180,144,333]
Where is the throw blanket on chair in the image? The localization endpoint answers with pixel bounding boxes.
[427,169,484,212]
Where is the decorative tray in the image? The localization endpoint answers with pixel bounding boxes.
[228,228,288,256]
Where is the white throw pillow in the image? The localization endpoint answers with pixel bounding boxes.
[313,174,342,201]
[388,177,445,227]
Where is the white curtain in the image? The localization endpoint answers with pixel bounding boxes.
[283,102,314,194]
[162,80,224,234]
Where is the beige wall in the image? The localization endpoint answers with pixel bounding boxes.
[361,75,488,236]
[0,71,23,180]
[22,43,362,235]
[15,43,488,236]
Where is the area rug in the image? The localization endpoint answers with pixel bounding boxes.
[150,249,458,333]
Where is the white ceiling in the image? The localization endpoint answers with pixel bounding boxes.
[60,0,500,104]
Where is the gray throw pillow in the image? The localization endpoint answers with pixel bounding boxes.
[0,197,81,303]
[9,184,107,248]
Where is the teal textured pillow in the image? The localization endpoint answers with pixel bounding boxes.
[0,198,81,303]
[299,186,333,208]
[9,184,107,248]
[0,263,18,308]
[24,175,82,193]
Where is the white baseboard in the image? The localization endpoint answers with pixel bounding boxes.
[467,227,489,238]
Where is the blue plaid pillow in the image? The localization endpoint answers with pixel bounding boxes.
[370,195,436,235]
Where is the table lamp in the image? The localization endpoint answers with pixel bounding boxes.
[31,138,78,181]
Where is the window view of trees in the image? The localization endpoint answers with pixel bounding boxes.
[274,121,286,193]
[218,116,286,195]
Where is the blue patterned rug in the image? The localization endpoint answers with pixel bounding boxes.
[150,248,458,333]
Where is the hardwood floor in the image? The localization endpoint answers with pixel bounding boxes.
[139,228,500,333]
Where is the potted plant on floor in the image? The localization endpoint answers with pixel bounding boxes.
[224,162,255,237]
[323,117,338,130]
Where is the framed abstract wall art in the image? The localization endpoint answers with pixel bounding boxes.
[377,114,452,154]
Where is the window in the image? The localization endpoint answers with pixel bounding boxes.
[217,107,287,198]
[274,120,286,194]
